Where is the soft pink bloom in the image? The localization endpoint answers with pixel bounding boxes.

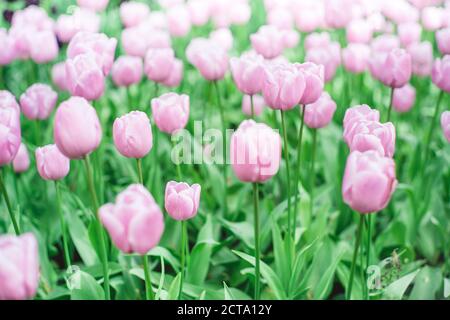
[186,38,228,81]
[250,25,285,59]
[77,0,109,12]
[67,32,117,75]
[230,120,281,183]
[382,0,419,25]
[113,111,153,159]
[407,42,433,77]
[294,7,323,33]
[324,0,352,28]
[188,0,211,26]
[161,59,183,88]
[52,62,68,92]
[20,84,57,120]
[242,94,265,117]
[9,25,33,60]
[432,55,450,92]
[209,28,233,52]
[0,29,15,65]
[398,22,422,48]
[11,5,53,31]
[54,97,102,159]
[120,2,150,28]
[371,34,400,54]
[35,144,70,180]
[343,105,380,144]
[111,56,143,87]
[346,19,373,44]
[282,29,300,49]
[28,30,58,64]
[122,26,171,57]
[441,111,450,142]
[144,48,176,83]
[230,52,265,95]
[99,184,164,255]
[262,62,305,110]
[306,43,341,82]
[167,5,192,37]
[65,53,105,101]
[267,8,293,30]
[12,143,30,173]
[304,32,330,51]
[343,43,371,74]
[0,101,21,166]
[393,84,416,113]
[342,150,397,214]
[0,90,20,112]
[303,92,336,129]
[370,48,412,88]
[0,233,39,300]
[436,28,450,55]
[295,62,325,105]
[55,9,101,43]
[422,6,444,31]
[346,121,396,158]
[164,181,201,221]
[151,93,189,134]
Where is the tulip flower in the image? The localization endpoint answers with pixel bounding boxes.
[306,43,341,83]
[120,1,150,28]
[161,59,183,88]
[305,32,331,51]
[77,0,109,12]
[398,22,422,48]
[111,56,143,88]
[436,28,450,55]
[431,56,450,93]
[346,121,396,158]
[187,0,211,26]
[343,105,381,140]
[250,25,285,59]
[12,143,30,173]
[393,84,416,113]
[295,62,324,105]
[342,44,371,74]
[0,29,15,65]
[151,93,189,134]
[20,84,57,120]
[167,5,192,37]
[0,233,39,300]
[303,92,337,129]
[28,30,58,64]
[51,62,68,92]
[407,42,433,77]
[346,19,373,44]
[441,111,450,142]
[100,184,164,299]
[186,38,228,81]
[122,27,171,58]
[144,48,176,84]
[209,28,234,52]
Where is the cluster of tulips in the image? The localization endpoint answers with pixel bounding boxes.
[0,0,450,300]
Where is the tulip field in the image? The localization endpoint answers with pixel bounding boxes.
[1,0,450,302]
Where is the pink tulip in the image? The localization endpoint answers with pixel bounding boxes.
[398,23,422,48]
[295,62,325,105]
[262,62,305,110]
[432,56,450,92]
[343,105,380,144]
[55,14,78,43]
[122,26,171,58]
[282,29,300,49]
[0,233,39,300]
[35,144,70,180]
[0,103,21,166]
[77,0,109,12]
[382,0,419,25]
[441,111,450,142]
[67,32,117,75]
[407,42,433,77]
[230,120,281,183]
[242,94,265,117]
[230,52,265,95]
[20,84,57,120]
[54,97,102,159]
[144,48,176,83]
[267,8,293,30]
[9,25,33,60]
[162,59,183,88]
[294,7,323,33]
[188,0,211,26]
[120,2,150,28]
[370,49,412,88]
[99,184,164,255]
[209,28,234,52]
[324,0,352,29]
[0,29,15,65]
[111,56,143,87]
[164,181,201,221]
[29,30,58,64]
[346,19,373,44]
[250,25,285,59]
[436,28,450,55]
[342,43,371,74]
[51,62,68,92]
[167,5,192,37]
[186,38,228,81]
[65,53,105,101]
[371,34,400,54]
[0,90,20,112]
[346,121,396,158]
[306,43,341,82]
[422,7,444,31]
[304,32,330,51]
[342,150,397,214]
[12,143,30,173]
[151,93,189,134]
[113,111,153,159]
[303,92,337,129]
[393,84,416,113]
[11,5,53,31]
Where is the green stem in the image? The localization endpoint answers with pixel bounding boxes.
[127,86,133,109]
[253,182,261,300]
[83,156,110,300]
[55,181,71,268]
[142,254,155,300]
[179,220,188,299]
[0,168,20,235]
[365,214,373,300]
[250,94,254,119]
[423,90,444,169]
[171,140,183,181]
[293,106,305,237]
[310,129,317,216]
[136,158,143,185]
[280,110,292,246]
[347,215,364,300]
[386,87,394,122]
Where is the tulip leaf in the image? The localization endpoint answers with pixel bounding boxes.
[70,270,105,300]
[168,273,182,300]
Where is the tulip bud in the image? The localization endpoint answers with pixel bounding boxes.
[167,5,192,37]
[151,93,189,134]
[295,62,325,105]
[398,22,422,48]
[407,41,433,77]
[186,38,228,81]
[305,43,340,83]
[436,28,450,55]
[51,62,68,92]
[161,59,183,88]
[77,0,109,12]
[250,25,285,59]
[371,48,412,88]
[343,105,380,144]
[0,103,21,166]
[432,55,450,93]
[164,181,201,221]
[393,84,416,113]
[342,43,371,74]
[209,28,233,52]
[35,144,70,180]
[20,84,57,120]
[111,56,143,87]
[120,1,150,28]
[29,30,58,64]
[441,111,450,142]
[346,19,373,44]
[230,52,265,95]
[303,92,337,129]
[0,28,16,65]
[187,0,211,26]
[12,143,30,173]
[144,48,176,83]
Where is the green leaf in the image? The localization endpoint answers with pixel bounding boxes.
[444,278,450,298]
[66,212,98,266]
[272,222,290,289]
[223,282,235,300]
[70,270,105,300]
[383,269,420,300]
[409,266,442,300]
[168,273,182,300]
[313,249,345,299]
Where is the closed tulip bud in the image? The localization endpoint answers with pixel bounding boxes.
[113,111,153,159]
[67,31,117,75]
[0,29,15,65]
[77,0,109,12]
[164,181,201,221]
[0,106,21,166]
[35,144,70,180]
[371,34,400,54]
[210,28,233,52]
[55,15,77,43]
[120,2,150,28]
[436,28,450,55]
[250,25,285,59]
[29,30,58,64]
[11,6,53,32]
[0,233,39,300]
[122,26,171,58]
[186,38,228,81]
[441,111,450,142]
[295,62,325,105]
[12,143,30,173]
[0,90,20,112]
[306,44,340,82]
[371,49,412,88]
[422,7,444,31]
[99,184,164,254]
[303,92,337,129]
[324,0,352,29]
[342,150,397,214]
[54,97,102,159]
[346,121,396,158]
[432,56,450,92]
[20,84,57,120]
[267,8,293,30]
[111,56,143,87]
[151,93,189,134]
[65,53,105,101]
[242,94,265,117]
[305,32,330,51]
[346,19,373,44]
[230,120,281,183]
[282,29,300,49]
[188,0,211,26]
[230,52,265,95]
[51,62,68,92]
[144,48,176,83]
[167,5,192,37]
[342,43,371,74]
[398,22,422,48]
[162,58,183,88]
[343,105,380,144]
[407,42,433,77]
[294,7,323,33]
[393,84,416,113]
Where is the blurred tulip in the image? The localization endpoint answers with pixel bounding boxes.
[162,59,183,88]
[407,42,433,77]
[342,43,371,74]
[393,84,416,113]
[342,150,397,214]
[294,7,323,33]
[51,62,68,92]
[0,90,20,112]
[29,30,58,64]
[371,34,400,54]
[0,105,21,166]
[77,0,109,12]
[113,111,153,159]
[422,6,444,31]
[432,55,450,92]
[56,9,101,44]
[111,56,143,87]
[250,25,285,59]
[0,29,15,65]
[164,181,201,220]
[230,52,265,95]
[11,5,53,31]
[242,94,265,117]
[295,62,325,105]
[20,84,57,120]
[398,22,422,48]
[151,93,189,134]
[120,1,150,28]
[144,48,176,83]
[324,0,352,28]
[230,120,281,183]
[99,184,164,254]
[188,0,211,26]
[12,143,30,173]
[54,97,102,159]
[304,32,330,51]
[441,111,450,142]
[436,28,450,55]
[282,29,300,49]
[346,19,373,44]
[370,48,412,88]
[35,144,70,180]
[167,5,192,37]
[267,8,293,30]
[186,38,228,81]
[306,43,341,82]
[122,26,171,58]
[0,233,39,300]
[303,92,337,129]
[209,28,233,51]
